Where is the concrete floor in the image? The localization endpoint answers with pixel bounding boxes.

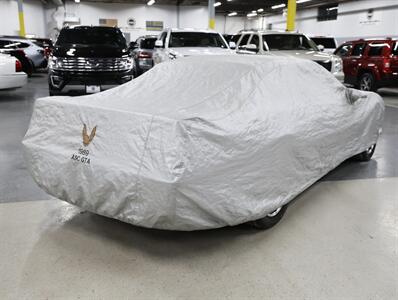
[0,74,397,299]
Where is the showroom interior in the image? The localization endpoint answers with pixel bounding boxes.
[0,0,397,299]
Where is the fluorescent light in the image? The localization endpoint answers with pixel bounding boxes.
[147,0,155,5]
[297,0,312,3]
[328,6,338,10]
[271,3,286,9]
[74,0,80,3]
[247,12,257,17]
[228,12,237,17]
[257,8,264,13]
[214,2,221,7]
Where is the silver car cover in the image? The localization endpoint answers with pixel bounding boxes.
[22,55,384,230]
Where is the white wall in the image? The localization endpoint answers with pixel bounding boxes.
[216,15,248,34]
[44,2,246,41]
[0,0,46,37]
[262,0,398,44]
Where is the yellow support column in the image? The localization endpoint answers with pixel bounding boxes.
[286,0,297,32]
[208,0,215,30]
[17,0,26,37]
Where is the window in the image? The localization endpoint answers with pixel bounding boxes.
[318,4,338,21]
[0,40,29,49]
[140,38,156,49]
[169,32,227,48]
[262,34,317,51]
[393,42,398,56]
[231,34,241,44]
[249,35,259,50]
[367,44,386,57]
[311,37,336,49]
[351,43,366,56]
[0,40,11,48]
[238,34,250,49]
[158,32,167,48]
[56,27,126,48]
[334,44,352,57]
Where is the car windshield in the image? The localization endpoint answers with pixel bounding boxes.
[169,32,227,48]
[140,38,156,49]
[56,27,127,47]
[263,34,318,51]
[311,37,336,48]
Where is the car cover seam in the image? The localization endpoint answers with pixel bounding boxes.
[134,115,155,200]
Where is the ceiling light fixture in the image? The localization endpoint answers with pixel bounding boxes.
[228,12,238,17]
[214,2,222,7]
[247,12,257,17]
[297,0,312,3]
[147,0,155,6]
[257,8,264,13]
[74,0,80,3]
[271,3,286,9]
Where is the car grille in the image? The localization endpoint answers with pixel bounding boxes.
[315,60,332,71]
[55,57,131,72]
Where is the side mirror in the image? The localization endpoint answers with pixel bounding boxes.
[245,44,258,52]
[318,44,325,52]
[155,40,164,48]
[229,41,236,49]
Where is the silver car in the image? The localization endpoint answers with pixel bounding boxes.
[0,37,47,69]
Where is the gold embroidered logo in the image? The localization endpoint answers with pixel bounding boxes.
[82,124,97,146]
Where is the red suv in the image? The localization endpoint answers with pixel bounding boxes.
[334,39,398,91]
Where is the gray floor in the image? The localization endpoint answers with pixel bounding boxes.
[0,74,397,299]
[0,74,397,202]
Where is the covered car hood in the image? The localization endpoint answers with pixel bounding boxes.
[170,47,234,57]
[266,50,336,61]
[22,55,384,230]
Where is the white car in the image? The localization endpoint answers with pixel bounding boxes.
[236,30,344,82]
[0,53,27,90]
[153,28,234,64]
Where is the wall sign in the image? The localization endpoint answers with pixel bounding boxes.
[127,18,136,27]
[146,21,163,31]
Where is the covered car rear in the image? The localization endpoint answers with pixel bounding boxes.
[22,55,384,230]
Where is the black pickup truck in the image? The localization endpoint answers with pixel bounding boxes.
[48,26,133,95]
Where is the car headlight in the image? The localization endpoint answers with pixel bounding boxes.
[48,56,59,70]
[120,57,133,70]
[333,57,343,73]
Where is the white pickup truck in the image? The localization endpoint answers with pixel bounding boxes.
[0,53,27,90]
[153,28,235,64]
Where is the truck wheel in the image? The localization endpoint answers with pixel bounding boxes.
[249,205,288,230]
[359,73,376,92]
[353,144,376,162]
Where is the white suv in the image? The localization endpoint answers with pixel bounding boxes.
[153,28,234,64]
[236,30,343,82]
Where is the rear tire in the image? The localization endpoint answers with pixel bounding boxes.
[249,205,288,230]
[359,73,376,92]
[353,144,376,162]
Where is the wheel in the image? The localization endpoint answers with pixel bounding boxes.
[353,144,376,162]
[248,205,288,230]
[359,73,376,92]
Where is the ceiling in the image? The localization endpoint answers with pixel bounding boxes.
[61,0,356,16]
